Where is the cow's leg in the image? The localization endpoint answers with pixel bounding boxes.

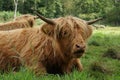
[65,58,83,72]
[62,58,83,74]
[32,63,47,75]
[72,58,83,72]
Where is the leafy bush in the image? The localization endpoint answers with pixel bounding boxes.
[0,11,20,22]
[105,6,120,25]
[78,13,100,20]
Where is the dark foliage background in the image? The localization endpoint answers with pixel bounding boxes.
[0,0,119,25]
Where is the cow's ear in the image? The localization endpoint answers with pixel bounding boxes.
[86,25,93,38]
[41,24,55,36]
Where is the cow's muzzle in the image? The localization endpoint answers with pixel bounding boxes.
[73,44,86,57]
[74,49,85,54]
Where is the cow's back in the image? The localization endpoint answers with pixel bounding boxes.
[0,28,44,71]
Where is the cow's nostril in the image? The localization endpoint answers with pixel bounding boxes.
[76,44,85,49]
[76,44,80,48]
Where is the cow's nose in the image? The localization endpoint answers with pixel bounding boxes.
[74,44,86,54]
[75,44,85,50]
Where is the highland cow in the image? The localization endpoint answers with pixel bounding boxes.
[0,14,38,31]
[0,12,101,74]
[15,14,38,21]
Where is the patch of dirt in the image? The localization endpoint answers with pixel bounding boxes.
[103,48,120,60]
[90,62,112,74]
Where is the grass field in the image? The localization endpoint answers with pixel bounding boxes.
[0,26,120,80]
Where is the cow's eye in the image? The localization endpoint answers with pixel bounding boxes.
[63,30,69,36]
[59,27,71,38]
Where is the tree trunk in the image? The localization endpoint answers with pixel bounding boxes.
[14,0,18,21]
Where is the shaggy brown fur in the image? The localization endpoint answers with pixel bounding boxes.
[0,16,92,74]
[15,14,38,27]
[15,14,37,21]
[0,14,37,31]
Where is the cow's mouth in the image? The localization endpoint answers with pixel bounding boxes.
[74,50,85,57]
[74,50,84,54]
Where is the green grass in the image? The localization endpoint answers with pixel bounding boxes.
[0,27,120,80]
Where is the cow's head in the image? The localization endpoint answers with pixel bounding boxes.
[35,12,102,59]
[15,14,38,21]
[15,14,39,27]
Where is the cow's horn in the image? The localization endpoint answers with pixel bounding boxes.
[34,11,56,25]
[87,18,103,25]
